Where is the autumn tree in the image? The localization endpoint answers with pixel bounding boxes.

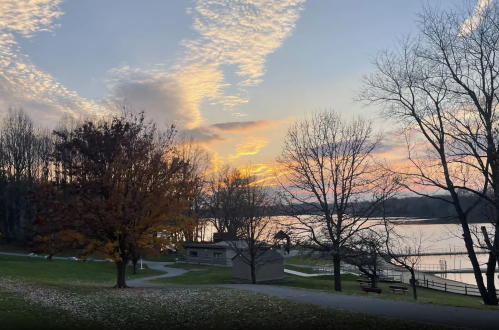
[33,110,194,288]
[358,1,499,304]
[276,110,396,292]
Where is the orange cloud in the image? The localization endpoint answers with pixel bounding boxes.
[211,120,278,132]
[240,162,292,186]
[229,136,269,160]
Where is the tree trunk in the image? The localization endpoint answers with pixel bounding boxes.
[410,269,417,300]
[461,219,494,305]
[333,255,342,292]
[132,260,137,275]
[371,256,378,288]
[115,260,129,288]
[250,263,257,284]
[485,252,498,305]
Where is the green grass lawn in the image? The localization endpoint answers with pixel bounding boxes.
[0,256,464,330]
[275,274,499,311]
[285,255,332,266]
[1,290,99,330]
[0,255,164,287]
[149,262,498,311]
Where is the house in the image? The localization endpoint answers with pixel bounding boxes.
[232,249,285,282]
[183,241,248,267]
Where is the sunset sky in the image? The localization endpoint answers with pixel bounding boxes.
[0,0,484,175]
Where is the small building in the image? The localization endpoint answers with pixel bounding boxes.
[183,241,247,267]
[232,249,285,282]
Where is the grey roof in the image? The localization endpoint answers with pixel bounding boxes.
[231,249,285,262]
[213,240,248,249]
[184,243,228,250]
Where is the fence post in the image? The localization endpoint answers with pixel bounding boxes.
[465,285,467,295]
[445,283,447,292]
[426,279,428,288]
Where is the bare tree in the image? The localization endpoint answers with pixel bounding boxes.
[226,167,277,284]
[276,110,394,292]
[204,164,248,241]
[0,107,38,242]
[345,229,386,288]
[383,223,427,300]
[173,135,212,243]
[358,1,499,304]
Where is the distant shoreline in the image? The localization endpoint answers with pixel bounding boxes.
[391,218,490,225]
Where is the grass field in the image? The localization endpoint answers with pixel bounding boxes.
[149,262,499,311]
[0,255,466,330]
[285,255,332,266]
[275,274,499,311]
[0,255,164,287]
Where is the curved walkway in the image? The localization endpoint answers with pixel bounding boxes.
[130,261,498,330]
[3,253,498,329]
[127,261,188,287]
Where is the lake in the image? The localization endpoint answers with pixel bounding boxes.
[197,217,498,287]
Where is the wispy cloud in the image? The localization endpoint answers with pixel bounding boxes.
[211,120,277,132]
[105,0,305,127]
[0,0,100,123]
[229,136,269,160]
[459,0,493,35]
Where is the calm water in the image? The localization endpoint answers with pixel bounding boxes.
[394,221,498,287]
[198,217,498,287]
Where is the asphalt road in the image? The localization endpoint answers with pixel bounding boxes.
[214,284,499,330]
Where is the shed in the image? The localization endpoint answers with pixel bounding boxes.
[183,241,247,267]
[232,249,285,282]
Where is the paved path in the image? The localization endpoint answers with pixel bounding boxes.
[127,261,188,287]
[213,284,499,330]
[283,269,322,277]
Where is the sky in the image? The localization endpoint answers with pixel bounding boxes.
[0,0,487,177]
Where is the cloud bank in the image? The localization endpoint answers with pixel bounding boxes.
[105,0,305,128]
[0,0,100,123]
